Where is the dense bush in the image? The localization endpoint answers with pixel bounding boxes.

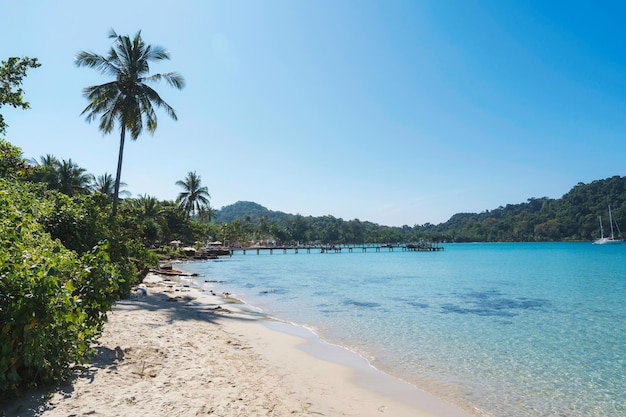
[0,178,148,398]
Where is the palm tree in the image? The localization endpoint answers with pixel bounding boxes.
[32,154,59,168]
[29,154,60,188]
[176,171,211,219]
[135,194,163,220]
[75,29,185,216]
[92,172,130,199]
[196,205,216,223]
[133,194,166,244]
[56,158,93,197]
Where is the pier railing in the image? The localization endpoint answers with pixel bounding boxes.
[227,243,443,255]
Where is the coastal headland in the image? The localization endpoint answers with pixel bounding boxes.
[4,273,472,417]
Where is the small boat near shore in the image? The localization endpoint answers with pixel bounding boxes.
[151,268,200,276]
[593,205,623,244]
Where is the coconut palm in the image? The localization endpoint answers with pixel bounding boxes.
[32,154,59,168]
[196,205,216,223]
[29,154,60,188]
[75,29,184,216]
[135,194,163,220]
[92,172,114,196]
[176,171,211,219]
[92,172,130,199]
[56,158,93,197]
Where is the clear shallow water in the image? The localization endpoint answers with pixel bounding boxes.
[181,243,626,417]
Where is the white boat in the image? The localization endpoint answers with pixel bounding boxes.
[593,205,623,244]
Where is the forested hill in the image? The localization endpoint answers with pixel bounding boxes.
[214,176,626,242]
[431,175,626,241]
[214,201,289,224]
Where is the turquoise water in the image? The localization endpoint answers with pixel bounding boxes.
[181,243,626,417]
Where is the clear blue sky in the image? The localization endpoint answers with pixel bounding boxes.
[3,0,626,226]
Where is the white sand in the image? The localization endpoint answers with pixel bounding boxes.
[3,274,473,417]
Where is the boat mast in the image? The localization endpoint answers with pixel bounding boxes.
[599,216,605,239]
[609,205,616,239]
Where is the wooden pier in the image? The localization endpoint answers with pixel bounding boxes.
[230,243,443,255]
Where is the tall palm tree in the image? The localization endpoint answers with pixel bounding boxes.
[75,29,185,216]
[176,171,211,219]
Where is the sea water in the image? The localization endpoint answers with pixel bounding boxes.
[181,243,626,417]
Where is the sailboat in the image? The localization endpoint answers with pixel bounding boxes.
[593,205,623,244]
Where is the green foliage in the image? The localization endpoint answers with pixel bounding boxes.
[0,160,158,397]
[0,243,87,396]
[71,242,119,332]
[215,201,289,224]
[115,196,211,247]
[0,138,29,178]
[176,171,212,219]
[0,179,117,397]
[54,158,94,197]
[0,56,41,135]
[76,29,184,216]
[38,191,112,254]
[93,172,129,198]
[424,177,626,242]
[27,155,93,197]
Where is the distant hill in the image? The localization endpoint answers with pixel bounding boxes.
[429,175,626,241]
[214,201,290,224]
[212,176,626,242]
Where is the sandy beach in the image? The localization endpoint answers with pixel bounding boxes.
[3,274,472,417]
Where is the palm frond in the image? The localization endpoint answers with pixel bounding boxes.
[75,52,121,78]
[145,72,185,90]
[77,29,184,216]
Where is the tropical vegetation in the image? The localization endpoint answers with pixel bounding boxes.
[0,142,150,396]
[211,177,626,245]
[0,139,216,398]
[93,172,130,198]
[176,171,213,221]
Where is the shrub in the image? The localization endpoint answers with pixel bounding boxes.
[0,179,124,398]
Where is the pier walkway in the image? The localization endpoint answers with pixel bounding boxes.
[229,243,443,255]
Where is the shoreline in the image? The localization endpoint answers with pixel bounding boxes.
[3,273,473,417]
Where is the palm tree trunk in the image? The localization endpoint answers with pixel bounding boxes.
[112,125,126,217]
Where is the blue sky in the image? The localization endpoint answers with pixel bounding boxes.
[2,0,626,226]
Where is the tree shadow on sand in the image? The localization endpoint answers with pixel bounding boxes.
[1,288,257,417]
[0,346,124,417]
